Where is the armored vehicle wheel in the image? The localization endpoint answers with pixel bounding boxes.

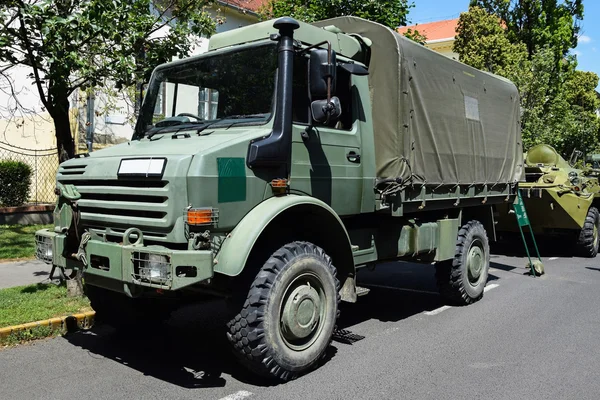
[85,284,175,332]
[576,207,600,258]
[435,220,490,305]
[227,241,340,381]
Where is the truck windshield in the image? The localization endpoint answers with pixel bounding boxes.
[135,43,278,138]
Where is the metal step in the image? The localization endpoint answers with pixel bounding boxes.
[356,286,371,297]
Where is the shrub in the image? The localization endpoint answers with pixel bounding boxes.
[0,160,32,207]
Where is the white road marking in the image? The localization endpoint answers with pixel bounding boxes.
[424,305,453,316]
[362,284,439,296]
[484,283,499,292]
[425,284,499,316]
[218,391,253,400]
[549,257,559,261]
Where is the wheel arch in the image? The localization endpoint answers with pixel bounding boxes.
[461,205,496,242]
[214,195,355,285]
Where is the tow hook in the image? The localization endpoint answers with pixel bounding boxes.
[73,231,91,267]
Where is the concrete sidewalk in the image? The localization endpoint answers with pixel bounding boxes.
[0,259,52,289]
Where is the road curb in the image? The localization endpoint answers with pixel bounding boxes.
[0,311,96,339]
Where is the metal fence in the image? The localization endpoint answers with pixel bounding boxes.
[0,141,58,204]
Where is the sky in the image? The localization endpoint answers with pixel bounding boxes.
[407,0,600,86]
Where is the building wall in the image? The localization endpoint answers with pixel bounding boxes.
[426,40,459,61]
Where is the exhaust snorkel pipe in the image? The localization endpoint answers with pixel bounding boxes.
[247,17,300,171]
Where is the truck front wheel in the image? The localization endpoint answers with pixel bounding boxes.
[435,220,490,305]
[576,207,600,258]
[226,241,340,381]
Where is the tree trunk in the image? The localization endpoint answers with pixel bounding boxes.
[67,271,84,297]
[51,90,75,162]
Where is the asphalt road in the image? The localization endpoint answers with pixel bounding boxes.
[2,246,600,400]
[0,259,51,289]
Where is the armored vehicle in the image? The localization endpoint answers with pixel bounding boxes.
[36,17,522,380]
[497,144,600,257]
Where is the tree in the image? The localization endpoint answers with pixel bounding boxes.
[0,0,216,161]
[261,0,414,32]
[454,5,600,157]
[402,28,428,45]
[469,0,583,87]
[469,0,583,56]
[453,6,531,91]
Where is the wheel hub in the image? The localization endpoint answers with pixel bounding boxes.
[467,244,484,283]
[281,284,321,341]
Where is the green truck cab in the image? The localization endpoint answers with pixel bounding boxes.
[36,17,523,380]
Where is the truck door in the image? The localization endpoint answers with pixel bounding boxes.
[289,60,363,216]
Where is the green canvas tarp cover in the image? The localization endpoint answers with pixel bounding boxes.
[313,17,524,186]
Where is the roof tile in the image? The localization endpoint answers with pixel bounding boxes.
[219,0,267,13]
[398,18,459,42]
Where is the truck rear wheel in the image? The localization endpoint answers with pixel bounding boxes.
[435,220,490,305]
[576,207,600,258]
[85,284,175,332]
[226,241,340,381]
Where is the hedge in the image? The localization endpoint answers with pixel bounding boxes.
[0,160,32,207]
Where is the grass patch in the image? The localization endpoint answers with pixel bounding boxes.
[0,283,91,328]
[0,325,61,347]
[0,224,52,260]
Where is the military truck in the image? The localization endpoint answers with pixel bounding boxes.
[497,144,600,257]
[35,17,523,380]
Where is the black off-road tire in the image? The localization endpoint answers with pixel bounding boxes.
[576,207,600,258]
[435,220,490,305]
[85,284,175,332]
[226,241,340,381]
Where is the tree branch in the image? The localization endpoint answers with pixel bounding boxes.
[15,2,50,111]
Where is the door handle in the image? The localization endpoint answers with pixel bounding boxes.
[347,151,361,164]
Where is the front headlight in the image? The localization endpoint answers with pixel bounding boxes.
[134,252,171,285]
[35,235,53,263]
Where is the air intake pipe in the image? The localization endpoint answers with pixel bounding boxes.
[247,17,300,170]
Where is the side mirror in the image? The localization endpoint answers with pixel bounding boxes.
[310,48,337,98]
[311,96,342,124]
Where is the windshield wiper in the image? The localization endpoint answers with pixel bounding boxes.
[147,122,206,140]
[225,114,269,120]
[223,114,269,130]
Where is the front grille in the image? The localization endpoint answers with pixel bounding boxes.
[59,164,87,176]
[56,155,191,244]
[77,206,167,219]
[57,177,174,239]
[79,192,167,203]
[64,179,168,188]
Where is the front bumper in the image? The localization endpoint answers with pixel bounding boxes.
[35,229,214,292]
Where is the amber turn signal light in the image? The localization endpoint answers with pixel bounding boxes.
[185,208,218,226]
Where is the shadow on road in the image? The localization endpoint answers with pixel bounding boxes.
[64,298,279,389]
[63,260,506,389]
[337,261,500,334]
[492,235,577,259]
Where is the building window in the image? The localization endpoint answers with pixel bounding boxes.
[154,83,165,116]
[198,88,219,120]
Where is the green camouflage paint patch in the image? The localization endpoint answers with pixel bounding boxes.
[218,158,246,203]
